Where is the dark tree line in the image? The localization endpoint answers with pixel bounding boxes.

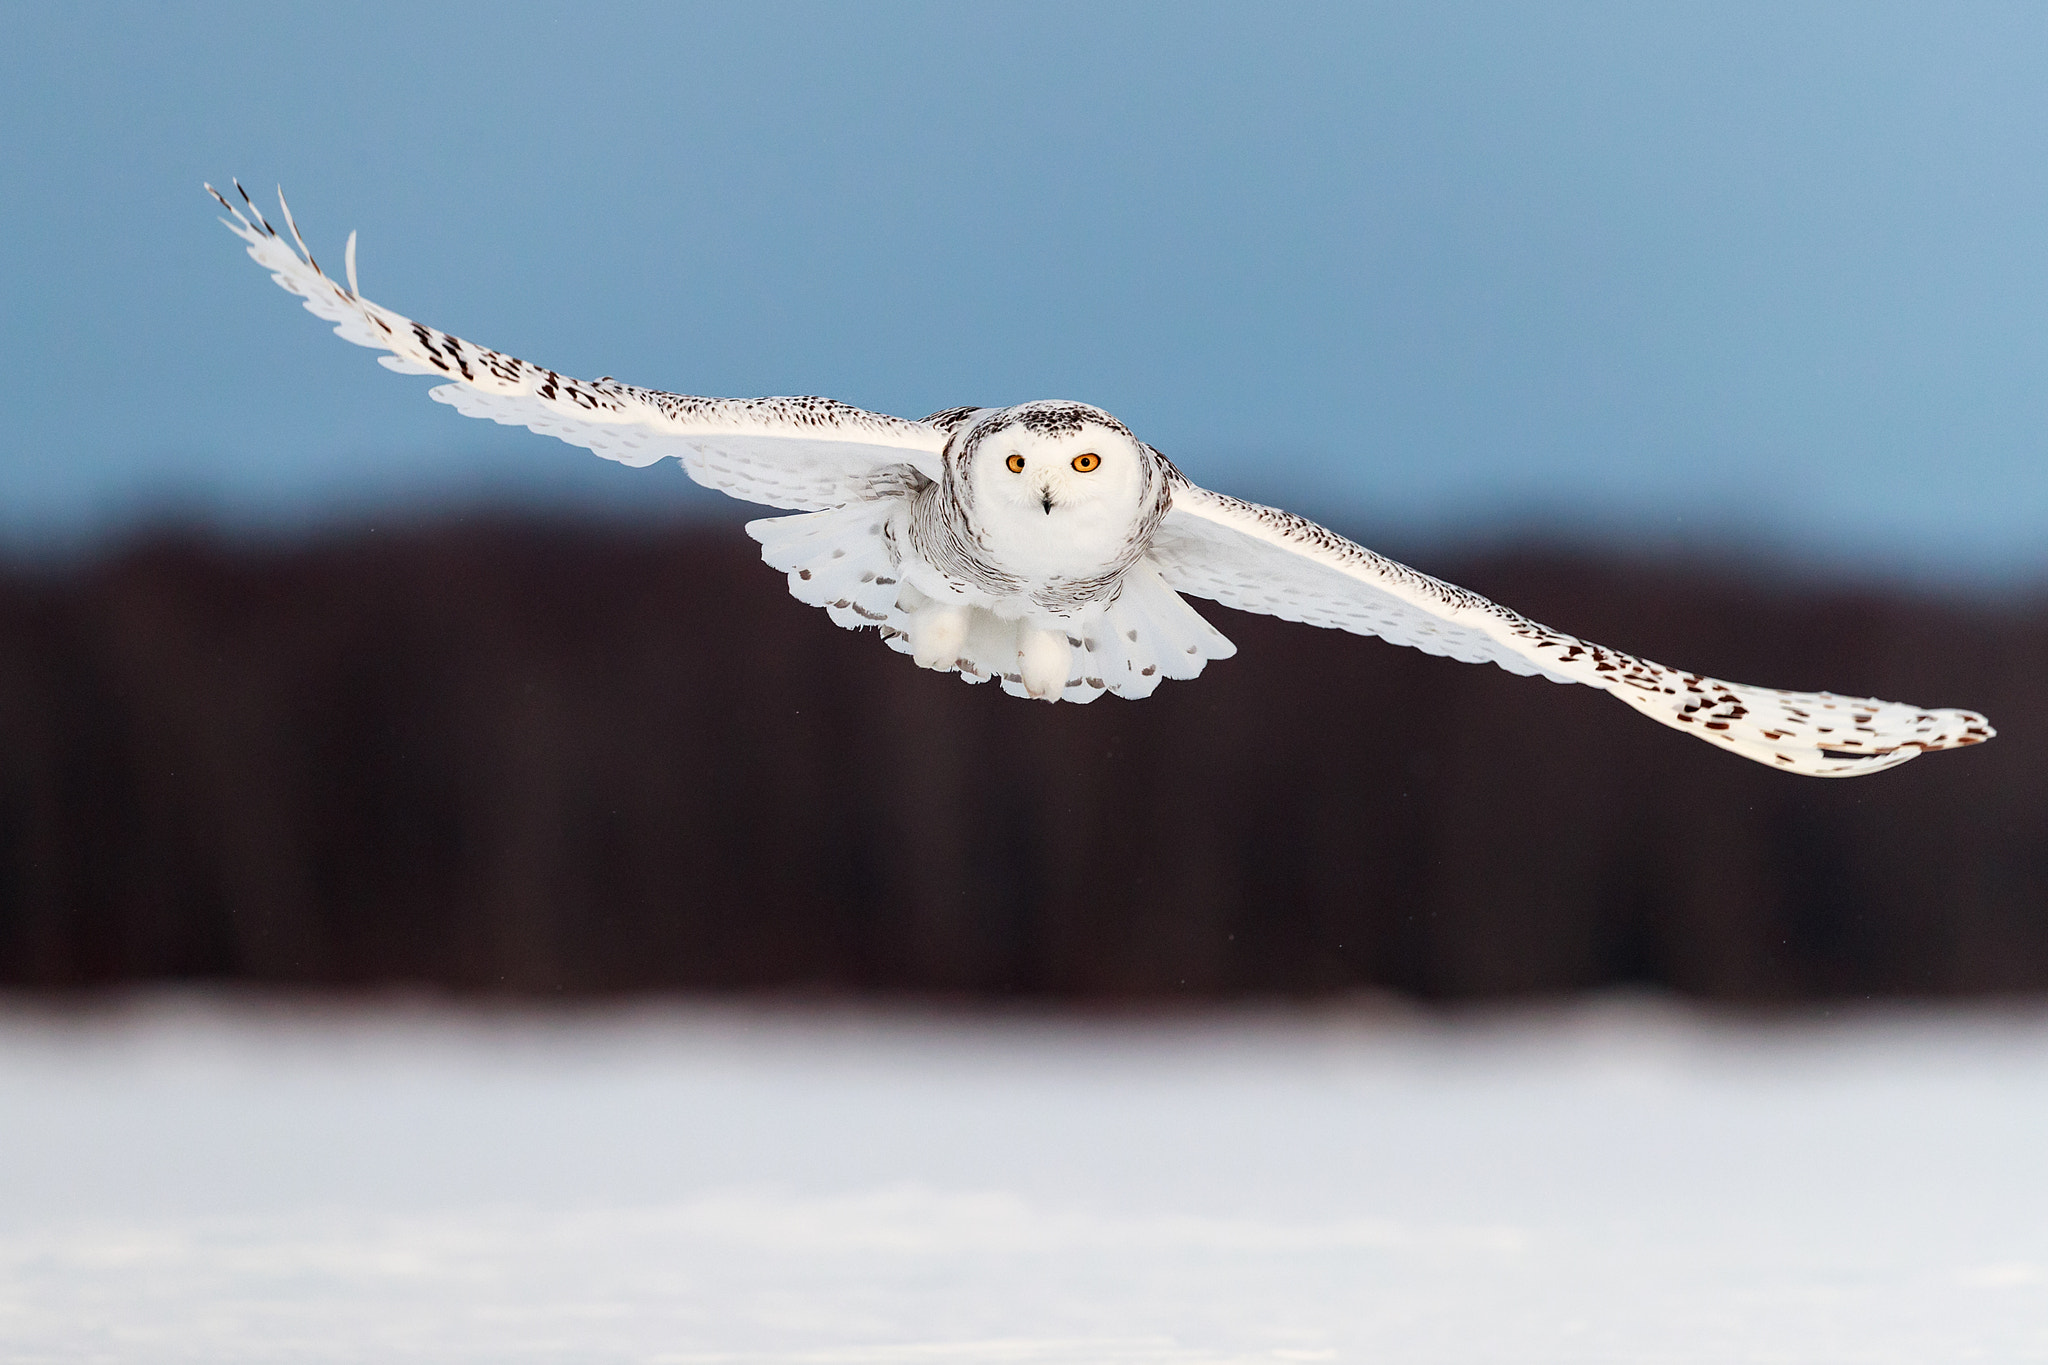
[0,518,2037,1002]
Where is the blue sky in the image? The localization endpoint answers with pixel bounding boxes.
[5,3,2047,579]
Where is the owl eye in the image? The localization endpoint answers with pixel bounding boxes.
[1071,453,1101,473]
[1005,453,1026,473]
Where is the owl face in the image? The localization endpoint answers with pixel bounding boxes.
[955,402,1156,578]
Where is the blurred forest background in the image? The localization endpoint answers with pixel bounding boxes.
[0,519,2031,1003]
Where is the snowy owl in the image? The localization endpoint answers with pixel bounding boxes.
[211,184,1993,778]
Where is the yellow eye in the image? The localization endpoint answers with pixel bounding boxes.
[1071,452,1101,473]
[1005,453,1026,473]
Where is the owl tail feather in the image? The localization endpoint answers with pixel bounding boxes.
[748,505,905,634]
[1082,560,1238,700]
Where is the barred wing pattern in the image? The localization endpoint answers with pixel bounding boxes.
[1153,479,1993,777]
[209,185,944,510]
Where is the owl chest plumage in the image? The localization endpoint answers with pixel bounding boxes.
[902,461,1164,618]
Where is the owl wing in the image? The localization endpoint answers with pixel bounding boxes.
[210,184,944,510]
[1151,472,1993,777]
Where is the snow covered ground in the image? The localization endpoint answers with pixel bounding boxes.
[2,994,2045,1363]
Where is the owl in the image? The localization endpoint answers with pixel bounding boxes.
[212,184,1993,777]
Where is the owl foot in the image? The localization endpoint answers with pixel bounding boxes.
[1017,627,1071,700]
[909,603,970,670]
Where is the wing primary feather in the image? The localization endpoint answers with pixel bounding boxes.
[234,179,267,232]
[344,230,360,298]
[274,186,321,280]
[207,181,257,238]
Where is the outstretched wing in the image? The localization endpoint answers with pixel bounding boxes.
[209,184,944,510]
[1151,474,1993,777]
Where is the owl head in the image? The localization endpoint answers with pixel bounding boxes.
[947,402,1166,575]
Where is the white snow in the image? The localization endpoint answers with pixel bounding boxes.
[2,994,2046,1362]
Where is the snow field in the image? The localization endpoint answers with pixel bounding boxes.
[1,994,2045,1362]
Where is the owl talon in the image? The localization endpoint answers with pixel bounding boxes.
[909,603,970,670]
[1018,627,1071,699]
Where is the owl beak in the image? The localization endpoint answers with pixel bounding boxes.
[1041,493,1054,515]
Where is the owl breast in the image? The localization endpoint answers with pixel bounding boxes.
[970,487,1150,582]
[902,483,1147,618]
